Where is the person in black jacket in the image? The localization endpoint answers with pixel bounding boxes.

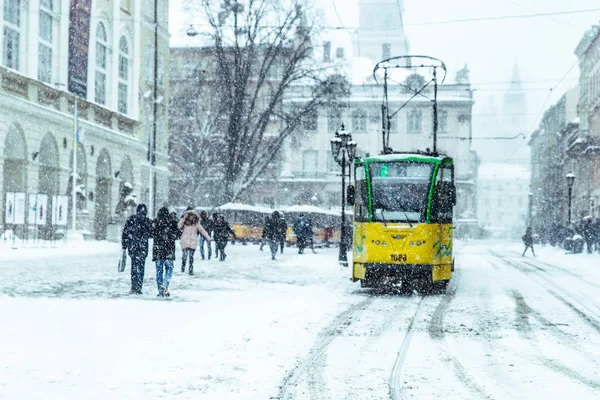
[262,212,280,260]
[122,204,153,294]
[212,212,220,259]
[213,214,236,261]
[199,210,213,260]
[153,207,181,297]
[276,212,287,254]
[522,226,535,257]
[292,214,313,254]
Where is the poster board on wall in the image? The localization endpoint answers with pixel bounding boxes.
[53,195,69,226]
[13,193,26,225]
[5,192,15,224]
[28,194,37,225]
[37,194,48,226]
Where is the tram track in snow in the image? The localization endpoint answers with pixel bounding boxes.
[489,250,600,334]
[388,295,425,400]
[277,290,430,400]
[276,296,376,400]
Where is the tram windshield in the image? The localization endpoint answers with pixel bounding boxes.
[369,162,434,223]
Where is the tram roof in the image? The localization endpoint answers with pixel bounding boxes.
[216,203,273,214]
[359,153,453,164]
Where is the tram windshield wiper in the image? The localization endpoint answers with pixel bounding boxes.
[380,209,388,227]
[402,211,414,228]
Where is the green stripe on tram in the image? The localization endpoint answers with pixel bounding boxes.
[426,162,440,224]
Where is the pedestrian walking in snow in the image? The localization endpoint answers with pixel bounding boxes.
[212,212,220,259]
[262,211,285,260]
[178,209,211,275]
[582,219,594,254]
[276,213,287,254]
[522,226,535,257]
[293,214,313,254]
[121,204,153,294]
[213,214,236,261]
[199,210,214,260]
[153,207,181,297]
[593,218,600,253]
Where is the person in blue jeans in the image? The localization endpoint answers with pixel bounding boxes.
[152,207,181,297]
[199,210,213,260]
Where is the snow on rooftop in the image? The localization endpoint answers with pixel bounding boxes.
[282,205,339,216]
[216,203,272,214]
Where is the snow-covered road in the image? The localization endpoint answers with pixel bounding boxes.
[1,241,599,399]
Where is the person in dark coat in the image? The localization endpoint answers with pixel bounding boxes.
[522,226,535,257]
[262,211,285,260]
[275,212,287,254]
[122,204,153,294]
[582,219,594,254]
[213,214,236,261]
[212,212,220,259]
[293,214,313,254]
[153,207,181,297]
[199,210,213,260]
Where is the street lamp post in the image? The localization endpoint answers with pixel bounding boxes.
[330,124,357,267]
[527,188,533,227]
[566,172,575,225]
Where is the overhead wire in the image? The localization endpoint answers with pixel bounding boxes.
[395,0,410,52]
[402,7,600,27]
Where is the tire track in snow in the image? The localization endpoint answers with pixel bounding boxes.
[510,290,533,334]
[520,257,600,291]
[490,250,600,334]
[388,295,425,400]
[422,271,494,399]
[276,296,375,400]
[427,273,459,340]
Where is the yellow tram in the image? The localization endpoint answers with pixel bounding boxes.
[215,203,271,244]
[348,153,456,290]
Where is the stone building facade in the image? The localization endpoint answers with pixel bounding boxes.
[0,0,170,240]
[528,87,579,233]
[572,24,600,219]
[269,80,479,228]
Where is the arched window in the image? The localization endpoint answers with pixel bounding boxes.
[3,0,21,70]
[95,23,107,104]
[38,0,53,82]
[118,36,129,114]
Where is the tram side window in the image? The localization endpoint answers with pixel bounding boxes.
[355,165,368,222]
[431,166,454,224]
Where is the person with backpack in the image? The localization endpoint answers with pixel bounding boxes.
[293,214,313,254]
[213,214,236,261]
[522,226,535,257]
[178,208,211,275]
[152,207,181,297]
[121,204,153,294]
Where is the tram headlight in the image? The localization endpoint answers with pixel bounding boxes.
[417,241,421,246]
[375,240,381,245]
[382,242,387,246]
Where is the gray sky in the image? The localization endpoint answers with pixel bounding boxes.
[326,0,600,136]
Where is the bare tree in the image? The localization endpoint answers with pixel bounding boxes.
[186,0,350,201]
[169,68,227,206]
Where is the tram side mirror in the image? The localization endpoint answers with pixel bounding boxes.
[347,185,355,206]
